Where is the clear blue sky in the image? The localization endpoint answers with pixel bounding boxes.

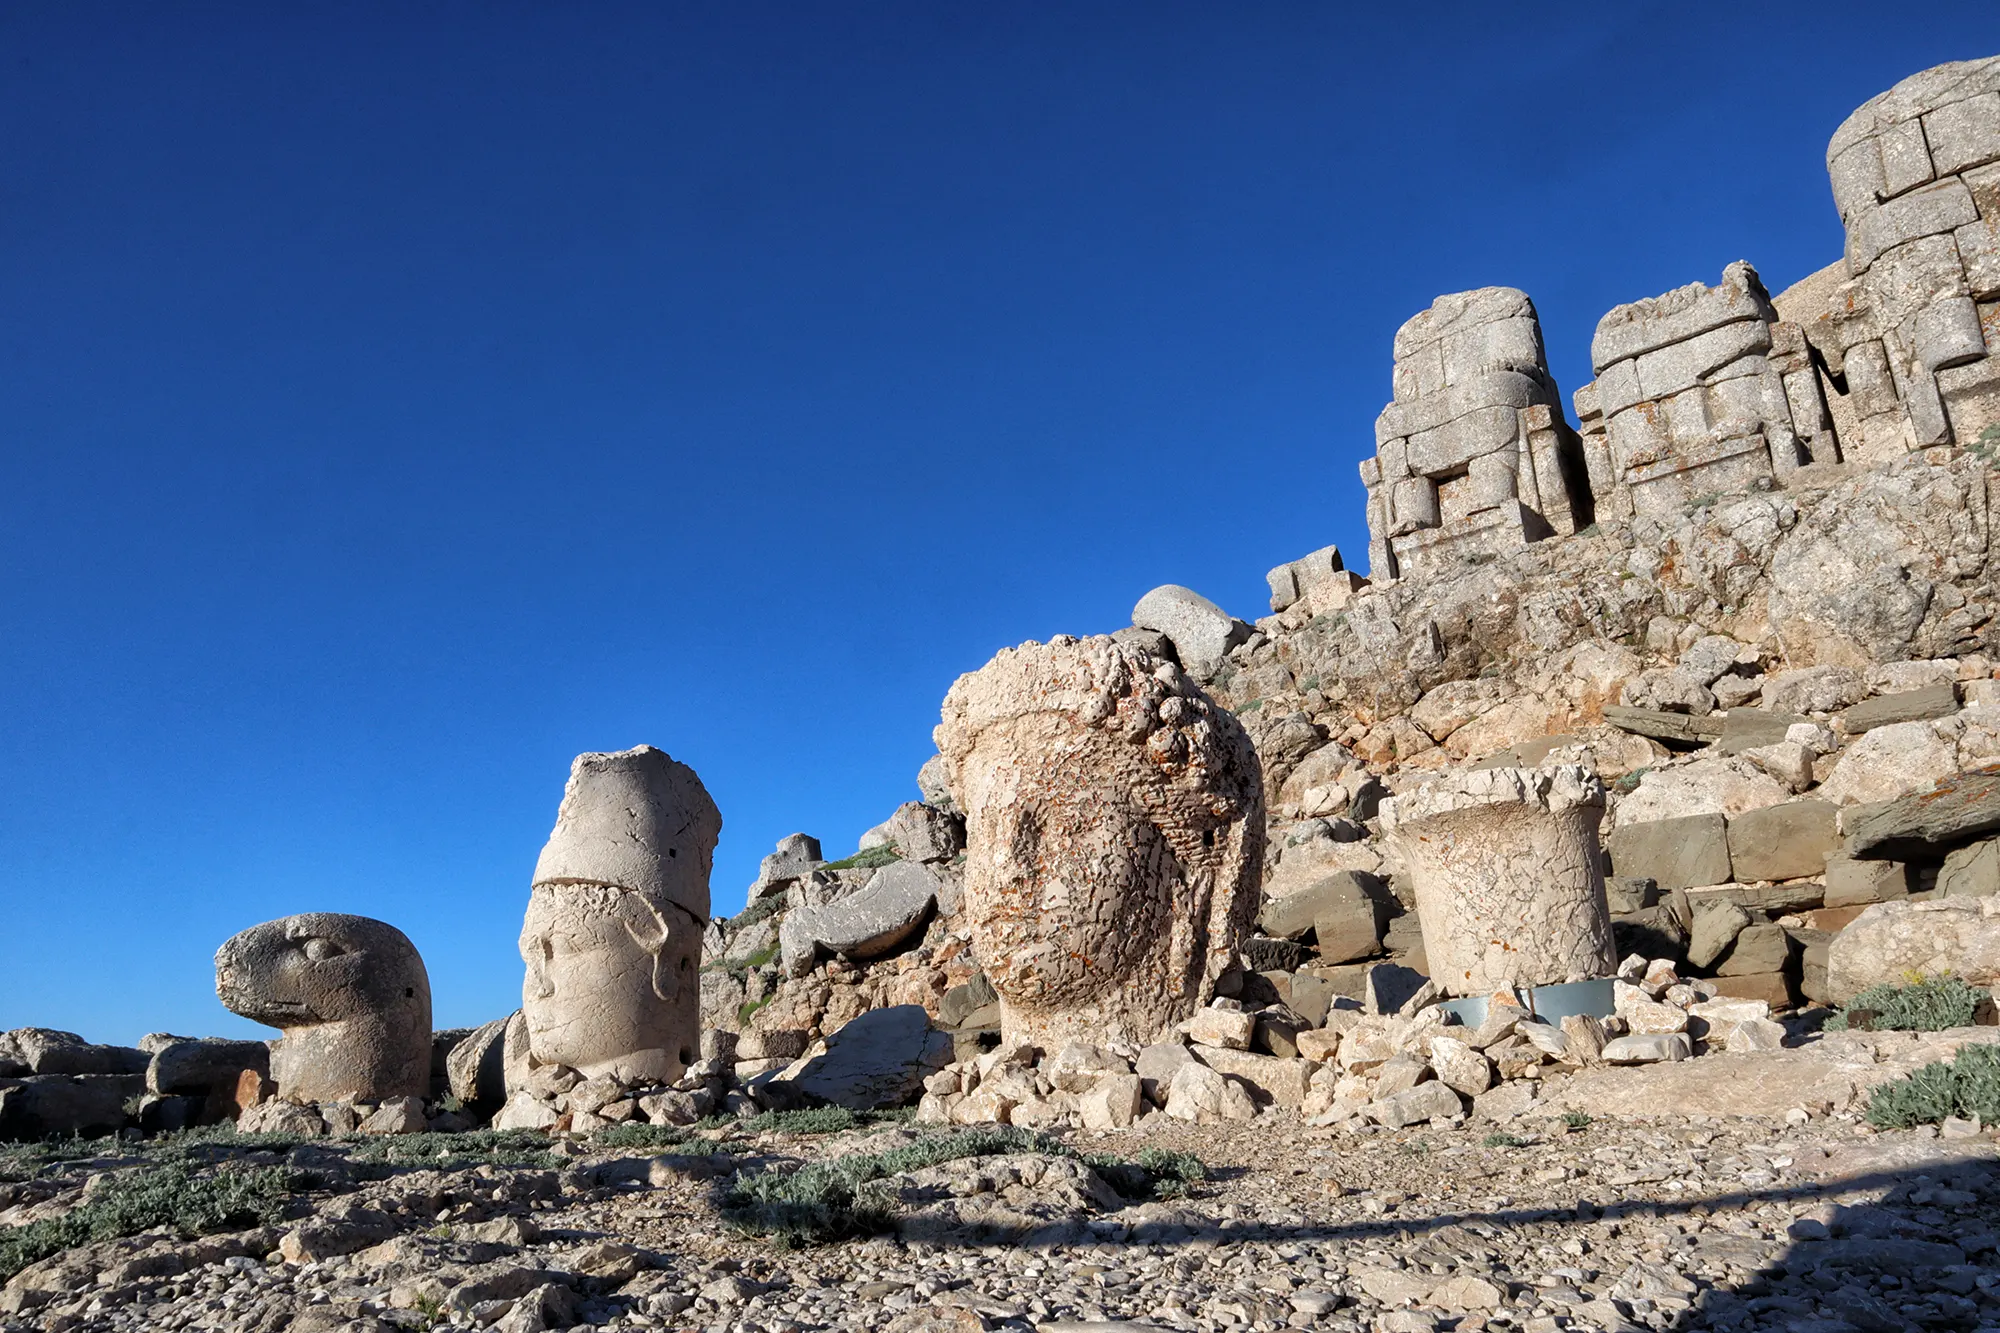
[4,5,1995,1044]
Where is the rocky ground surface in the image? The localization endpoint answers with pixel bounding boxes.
[6,1087,1998,1333]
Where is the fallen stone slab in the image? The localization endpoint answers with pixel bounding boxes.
[0,1074,141,1140]
[780,1004,952,1109]
[1725,799,1837,882]
[444,1015,512,1110]
[1603,706,1727,746]
[1599,1033,1692,1064]
[1260,869,1379,941]
[1841,765,2000,860]
[1189,1045,1310,1108]
[1822,853,1912,907]
[1715,708,1811,755]
[938,972,998,1029]
[1134,1042,1197,1103]
[5,1028,147,1077]
[1939,836,2000,898]
[147,1037,271,1100]
[1838,682,1959,735]
[1605,813,1730,890]
[1709,972,1795,1008]
[780,860,939,978]
[1552,1049,1865,1119]
[1131,584,1247,679]
[1686,899,1751,970]
[1242,936,1309,972]
[1367,1080,1464,1128]
[1715,923,1795,976]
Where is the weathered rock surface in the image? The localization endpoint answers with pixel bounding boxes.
[780,860,938,978]
[1826,897,2000,1001]
[1131,585,1248,679]
[780,1005,952,1109]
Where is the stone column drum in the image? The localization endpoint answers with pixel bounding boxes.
[214,913,432,1104]
[518,745,718,1085]
[1381,766,1615,996]
[934,634,1264,1052]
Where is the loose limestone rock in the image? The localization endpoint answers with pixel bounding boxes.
[779,860,939,978]
[1826,897,2000,1001]
[1130,585,1248,680]
[519,746,718,1086]
[1380,766,1615,995]
[934,635,1264,1051]
[780,1004,952,1110]
[214,913,432,1105]
[1604,813,1731,890]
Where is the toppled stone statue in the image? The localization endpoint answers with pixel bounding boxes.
[1816,56,2000,453]
[214,913,432,1104]
[1360,287,1592,582]
[934,634,1264,1051]
[1574,261,1831,519]
[519,745,718,1086]
[1381,766,1616,995]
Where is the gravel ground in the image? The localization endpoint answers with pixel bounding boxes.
[5,1108,1998,1333]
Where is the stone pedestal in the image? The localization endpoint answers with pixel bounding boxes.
[1381,766,1614,996]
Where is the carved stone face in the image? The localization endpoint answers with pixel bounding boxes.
[935,636,1265,1051]
[952,715,1177,1014]
[519,882,701,1084]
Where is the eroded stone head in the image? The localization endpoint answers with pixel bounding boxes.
[213,912,431,1104]
[934,634,1264,1050]
[519,745,718,1085]
[519,882,704,1082]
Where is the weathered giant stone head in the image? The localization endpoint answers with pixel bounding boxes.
[214,912,431,1104]
[934,635,1264,1050]
[519,745,718,1085]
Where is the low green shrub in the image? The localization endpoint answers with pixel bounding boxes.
[342,1128,559,1169]
[1129,1147,1206,1199]
[0,1160,296,1283]
[591,1122,694,1151]
[731,893,787,930]
[1483,1132,1527,1149]
[819,845,902,872]
[737,1106,911,1136]
[723,1126,1040,1245]
[721,1126,1204,1246]
[1865,1042,2000,1129]
[1826,975,1988,1032]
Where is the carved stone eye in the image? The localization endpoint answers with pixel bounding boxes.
[302,938,346,962]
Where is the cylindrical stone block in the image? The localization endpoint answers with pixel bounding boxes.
[1381,765,1615,996]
